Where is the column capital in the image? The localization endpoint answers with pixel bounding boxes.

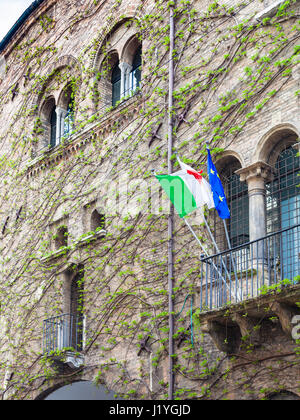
[119,61,133,73]
[55,106,68,118]
[236,161,275,184]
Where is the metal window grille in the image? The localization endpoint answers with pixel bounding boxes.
[63,108,74,139]
[266,145,300,280]
[200,223,300,311]
[43,314,84,353]
[266,145,300,232]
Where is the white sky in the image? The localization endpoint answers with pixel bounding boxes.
[0,0,33,41]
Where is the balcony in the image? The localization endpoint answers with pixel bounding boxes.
[43,314,85,369]
[198,224,300,353]
[200,224,300,312]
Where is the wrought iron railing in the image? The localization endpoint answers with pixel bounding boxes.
[43,314,84,354]
[200,224,300,311]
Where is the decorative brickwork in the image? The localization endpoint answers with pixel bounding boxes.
[0,0,299,401]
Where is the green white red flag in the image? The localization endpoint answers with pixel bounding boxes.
[155,158,214,218]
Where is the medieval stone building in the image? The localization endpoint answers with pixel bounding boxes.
[0,0,299,400]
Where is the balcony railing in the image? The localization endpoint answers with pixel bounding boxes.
[200,224,300,311]
[43,314,84,354]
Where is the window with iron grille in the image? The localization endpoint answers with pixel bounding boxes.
[214,162,249,251]
[266,145,300,233]
[266,145,300,280]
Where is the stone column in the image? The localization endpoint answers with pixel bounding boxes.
[119,62,133,99]
[236,162,274,242]
[236,162,274,291]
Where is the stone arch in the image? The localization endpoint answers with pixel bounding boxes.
[40,95,56,124]
[54,225,68,250]
[253,123,300,166]
[90,209,105,232]
[35,380,121,400]
[91,17,142,110]
[267,390,300,400]
[31,56,82,153]
[91,15,140,72]
[121,33,142,64]
[57,82,75,110]
[214,150,245,174]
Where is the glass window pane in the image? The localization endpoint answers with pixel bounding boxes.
[50,107,57,148]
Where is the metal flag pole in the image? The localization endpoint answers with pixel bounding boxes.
[183,216,231,294]
[183,216,209,257]
[167,3,175,401]
[222,219,242,301]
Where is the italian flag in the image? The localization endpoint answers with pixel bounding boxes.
[155,158,215,218]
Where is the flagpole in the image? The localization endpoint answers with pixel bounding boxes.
[183,217,209,257]
[183,216,232,295]
[199,210,243,298]
[167,3,175,401]
[205,143,241,300]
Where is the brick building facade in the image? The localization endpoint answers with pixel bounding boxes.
[0,0,299,400]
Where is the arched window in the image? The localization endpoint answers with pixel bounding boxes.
[91,210,105,232]
[214,160,249,251]
[266,145,300,232]
[226,170,249,248]
[266,144,300,280]
[39,97,57,150]
[54,226,68,250]
[268,391,300,400]
[129,46,142,94]
[112,60,121,107]
[63,99,75,139]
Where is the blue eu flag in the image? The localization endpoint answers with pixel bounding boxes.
[207,147,230,219]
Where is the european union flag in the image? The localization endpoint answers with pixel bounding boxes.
[207,146,230,219]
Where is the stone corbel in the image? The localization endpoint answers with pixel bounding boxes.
[202,320,240,354]
[232,313,261,348]
[272,302,299,337]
